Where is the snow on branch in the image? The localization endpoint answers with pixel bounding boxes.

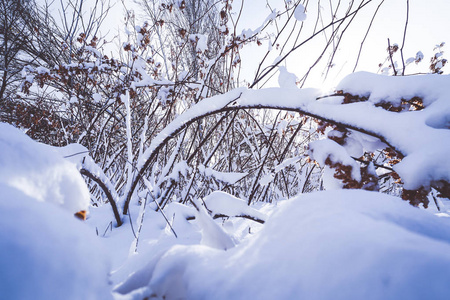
[58,143,123,226]
[204,191,267,224]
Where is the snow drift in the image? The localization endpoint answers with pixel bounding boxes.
[0,123,90,213]
[0,184,112,300]
[123,190,450,300]
[0,123,112,299]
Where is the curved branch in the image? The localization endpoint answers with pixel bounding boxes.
[122,89,402,216]
[185,213,265,224]
[212,213,265,224]
[80,167,123,227]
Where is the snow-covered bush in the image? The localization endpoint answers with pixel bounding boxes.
[320,72,450,207]
[11,0,406,225]
[1,1,450,299]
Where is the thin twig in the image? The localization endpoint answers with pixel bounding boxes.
[302,164,316,193]
[353,0,385,72]
[351,156,394,171]
[153,193,178,238]
[80,167,122,226]
[387,38,398,76]
[400,0,409,75]
[431,191,441,212]
[102,221,112,237]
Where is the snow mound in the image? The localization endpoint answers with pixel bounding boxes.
[137,190,450,299]
[0,123,90,213]
[196,203,235,250]
[0,184,112,300]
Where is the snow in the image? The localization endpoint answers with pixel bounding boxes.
[274,156,300,173]
[0,184,112,300]
[93,93,102,103]
[125,190,450,300]
[198,164,247,185]
[258,172,274,186]
[0,123,90,213]
[309,139,361,182]
[36,66,50,74]
[195,199,235,250]
[229,73,450,191]
[333,72,450,189]
[60,143,123,225]
[136,88,246,171]
[278,66,298,89]
[70,96,78,103]
[336,71,446,106]
[309,138,363,190]
[189,34,208,53]
[107,70,450,298]
[294,4,307,22]
[204,191,267,222]
[0,123,113,299]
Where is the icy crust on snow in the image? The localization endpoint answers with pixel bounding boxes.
[0,123,90,212]
[136,190,450,300]
[0,184,112,300]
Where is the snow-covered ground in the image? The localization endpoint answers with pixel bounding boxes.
[0,124,111,300]
[113,190,450,300]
